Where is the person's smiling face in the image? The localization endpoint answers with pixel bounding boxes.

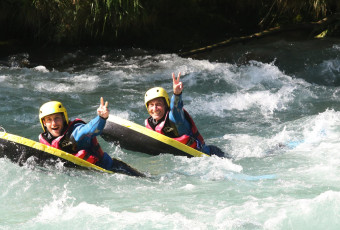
[43,113,64,137]
[147,97,167,121]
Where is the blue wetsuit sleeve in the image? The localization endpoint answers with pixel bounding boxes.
[71,115,106,143]
[169,94,191,136]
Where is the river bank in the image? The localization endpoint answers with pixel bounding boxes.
[1,28,338,73]
[1,0,340,55]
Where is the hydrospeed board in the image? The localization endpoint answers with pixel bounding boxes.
[101,115,209,158]
[0,131,145,177]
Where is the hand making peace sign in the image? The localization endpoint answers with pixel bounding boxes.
[172,72,183,95]
[97,97,109,119]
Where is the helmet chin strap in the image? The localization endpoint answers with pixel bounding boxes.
[60,114,68,133]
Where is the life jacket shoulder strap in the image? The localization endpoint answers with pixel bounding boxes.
[182,109,205,145]
[145,112,168,134]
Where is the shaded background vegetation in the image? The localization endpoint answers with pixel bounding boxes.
[1,0,340,52]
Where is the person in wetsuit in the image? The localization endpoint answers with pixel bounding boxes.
[39,97,144,176]
[144,73,225,157]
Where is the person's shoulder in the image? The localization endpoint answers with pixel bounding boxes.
[70,119,86,128]
[72,118,87,123]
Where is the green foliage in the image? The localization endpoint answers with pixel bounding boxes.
[261,0,337,27]
[0,0,142,44]
[0,0,339,49]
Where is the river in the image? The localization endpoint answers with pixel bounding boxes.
[1,38,340,229]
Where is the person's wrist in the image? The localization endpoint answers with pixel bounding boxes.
[99,115,108,120]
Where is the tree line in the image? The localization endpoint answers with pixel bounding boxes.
[1,0,339,52]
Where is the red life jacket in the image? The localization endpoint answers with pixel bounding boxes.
[145,110,205,150]
[39,119,102,164]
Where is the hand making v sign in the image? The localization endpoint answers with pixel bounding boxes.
[172,72,183,95]
[97,97,109,119]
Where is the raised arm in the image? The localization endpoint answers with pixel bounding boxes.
[72,97,109,142]
[169,73,191,135]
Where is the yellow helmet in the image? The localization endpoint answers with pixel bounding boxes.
[39,101,68,132]
[144,87,170,109]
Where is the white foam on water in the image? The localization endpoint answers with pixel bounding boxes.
[302,109,340,142]
[179,57,233,77]
[280,110,340,185]
[227,61,309,89]
[30,195,211,229]
[321,58,340,73]
[277,109,340,157]
[263,190,340,229]
[223,133,270,158]
[105,69,139,83]
[180,183,196,191]
[173,155,243,181]
[106,210,207,230]
[0,74,8,82]
[217,108,340,160]
[195,86,295,118]
[181,61,310,121]
[212,190,340,229]
[333,44,340,50]
[34,65,49,73]
[33,185,75,222]
[214,199,266,229]
[35,74,99,92]
[111,111,131,120]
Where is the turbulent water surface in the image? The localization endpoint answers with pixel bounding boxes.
[1,38,340,229]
